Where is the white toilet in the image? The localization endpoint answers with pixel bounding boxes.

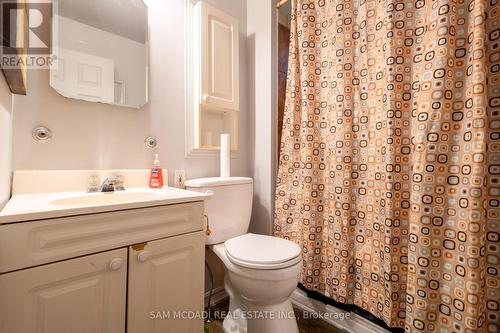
[185,177,302,333]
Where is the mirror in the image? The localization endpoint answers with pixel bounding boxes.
[50,0,148,108]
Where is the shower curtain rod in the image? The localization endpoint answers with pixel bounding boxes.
[276,0,289,9]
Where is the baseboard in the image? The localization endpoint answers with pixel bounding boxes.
[290,288,390,333]
[205,286,228,307]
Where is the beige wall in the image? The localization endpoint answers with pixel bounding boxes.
[0,76,13,208]
[12,0,250,186]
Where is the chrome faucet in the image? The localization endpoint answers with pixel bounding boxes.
[99,176,125,192]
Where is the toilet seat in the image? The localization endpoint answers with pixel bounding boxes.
[225,233,302,270]
[226,251,302,270]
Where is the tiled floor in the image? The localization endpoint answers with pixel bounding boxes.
[204,304,348,333]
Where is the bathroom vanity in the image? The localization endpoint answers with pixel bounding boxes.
[0,171,208,333]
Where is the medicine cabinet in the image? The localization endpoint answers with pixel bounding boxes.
[187,1,239,156]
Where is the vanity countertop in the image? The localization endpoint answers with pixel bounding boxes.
[0,187,209,224]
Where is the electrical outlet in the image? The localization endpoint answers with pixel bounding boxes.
[174,170,186,189]
[162,169,168,187]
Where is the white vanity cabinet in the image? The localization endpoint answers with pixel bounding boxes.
[0,248,128,333]
[127,232,205,333]
[0,202,205,333]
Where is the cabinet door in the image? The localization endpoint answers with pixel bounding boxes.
[127,232,205,333]
[50,48,115,104]
[198,2,239,111]
[0,248,127,333]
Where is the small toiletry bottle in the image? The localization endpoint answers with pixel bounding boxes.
[149,154,164,189]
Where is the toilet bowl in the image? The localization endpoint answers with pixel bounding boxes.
[185,178,302,333]
[213,234,302,333]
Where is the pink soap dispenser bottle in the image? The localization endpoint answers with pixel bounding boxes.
[149,154,164,189]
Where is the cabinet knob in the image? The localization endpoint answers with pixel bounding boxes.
[203,95,211,103]
[109,258,123,271]
[137,251,150,262]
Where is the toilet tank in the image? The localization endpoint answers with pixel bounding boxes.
[185,177,253,245]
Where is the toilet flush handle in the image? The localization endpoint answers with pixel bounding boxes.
[204,215,212,236]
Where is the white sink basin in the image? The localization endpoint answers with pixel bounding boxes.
[0,171,211,225]
[50,191,170,206]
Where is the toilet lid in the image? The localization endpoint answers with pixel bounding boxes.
[225,233,302,268]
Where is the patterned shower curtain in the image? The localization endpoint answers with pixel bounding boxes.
[274,0,499,331]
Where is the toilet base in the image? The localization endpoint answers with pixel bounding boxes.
[221,274,299,333]
[222,301,298,333]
